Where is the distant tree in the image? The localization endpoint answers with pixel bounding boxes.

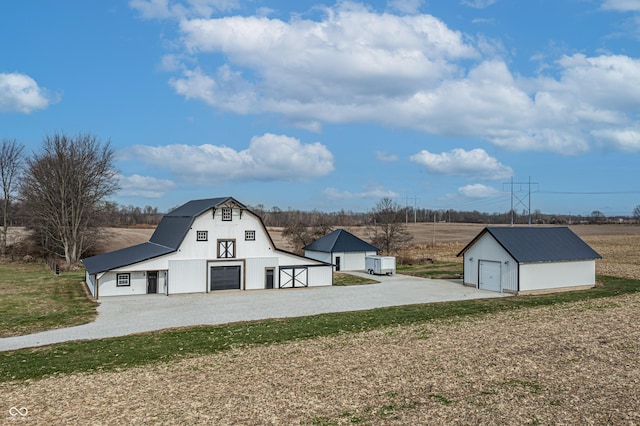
[20,133,118,264]
[0,139,25,256]
[591,210,605,224]
[634,205,640,223]
[368,198,413,255]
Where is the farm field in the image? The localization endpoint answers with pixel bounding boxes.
[2,224,638,423]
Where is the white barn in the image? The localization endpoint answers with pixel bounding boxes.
[303,229,379,272]
[457,227,601,294]
[82,197,333,298]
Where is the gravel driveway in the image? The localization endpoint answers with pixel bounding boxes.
[0,273,506,351]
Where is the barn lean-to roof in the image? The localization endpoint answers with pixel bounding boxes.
[457,226,602,263]
[303,229,379,253]
[82,197,247,275]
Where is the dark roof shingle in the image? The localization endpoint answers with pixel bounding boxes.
[303,229,379,253]
[458,226,601,263]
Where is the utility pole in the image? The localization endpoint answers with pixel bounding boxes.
[504,177,538,226]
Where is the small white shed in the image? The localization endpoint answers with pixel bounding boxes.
[457,226,601,294]
[304,229,379,272]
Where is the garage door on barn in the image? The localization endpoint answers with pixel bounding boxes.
[479,260,501,292]
[210,265,241,291]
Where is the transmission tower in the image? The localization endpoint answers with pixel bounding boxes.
[504,177,538,226]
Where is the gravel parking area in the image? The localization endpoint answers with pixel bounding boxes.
[0,274,505,351]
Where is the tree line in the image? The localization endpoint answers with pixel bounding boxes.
[2,133,638,264]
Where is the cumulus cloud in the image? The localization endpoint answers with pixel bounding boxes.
[410,148,513,180]
[592,128,640,151]
[118,174,178,198]
[134,1,640,154]
[457,183,502,198]
[120,133,334,184]
[0,72,54,114]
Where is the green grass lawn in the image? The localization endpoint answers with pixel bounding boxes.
[333,272,379,286]
[0,262,97,338]
[397,261,463,279]
[1,275,639,383]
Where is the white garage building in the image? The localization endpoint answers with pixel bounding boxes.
[304,229,379,272]
[457,227,601,294]
[82,197,333,298]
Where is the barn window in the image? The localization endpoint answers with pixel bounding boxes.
[222,207,232,221]
[196,231,208,241]
[218,239,236,258]
[116,273,130,287]
[245,230,255,241]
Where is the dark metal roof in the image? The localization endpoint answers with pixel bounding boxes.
[303,229,379,253]
[82,242,174,275]
[458,226,602,263]
[82,197,244,275]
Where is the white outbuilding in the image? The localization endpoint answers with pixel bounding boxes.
[303,229,379,272]
[457,226,601,294]
[82,197,333,298]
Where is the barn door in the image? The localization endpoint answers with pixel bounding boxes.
[479,260,501,292]
[279,267,308,288]
[147,271,158,294]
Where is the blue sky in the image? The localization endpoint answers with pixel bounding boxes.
[2,0,640,216]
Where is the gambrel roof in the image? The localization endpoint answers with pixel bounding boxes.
[303,229,379,253]
[82,197,249,275]
[457,226,602,263]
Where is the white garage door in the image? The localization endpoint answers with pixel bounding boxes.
[479,260,501,292]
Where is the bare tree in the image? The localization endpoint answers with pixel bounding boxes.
[0,139,25,256]
[368,198,413,255]
[634,205,640,223]
[20,133,119,264]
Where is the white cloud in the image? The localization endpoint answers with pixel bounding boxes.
[120,133,334,183]
[592,127,640,151]
[0,72,54,114]
[118,174,178,198]
[375,151,399,162]
[410,148,513,180]
[324,186,399,200]
[138,2,640,154]
[461,0,497,9]
[457,183,502,198]
[601,0,640,12]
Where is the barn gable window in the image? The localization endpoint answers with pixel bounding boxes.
[222,207,232,221]
[245,230,255,241]
[116,273,130,287]
[217,239,236,258]
[196,231,208,241]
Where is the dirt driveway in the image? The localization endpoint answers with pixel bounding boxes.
[0,274,505,351]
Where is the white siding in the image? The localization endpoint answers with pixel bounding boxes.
[245,257,279,290]
[98,271,147,296]
[304,250,332,264]
[85,272,96,297]
[338,251,377,271]
[168,259,206,294]
[306,265,333,287]
[463,233,517,292]
[520,260,596,292]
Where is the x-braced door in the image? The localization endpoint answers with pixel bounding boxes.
[279,267,308,288]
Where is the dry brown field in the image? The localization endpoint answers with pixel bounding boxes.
[4,224,637,423]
